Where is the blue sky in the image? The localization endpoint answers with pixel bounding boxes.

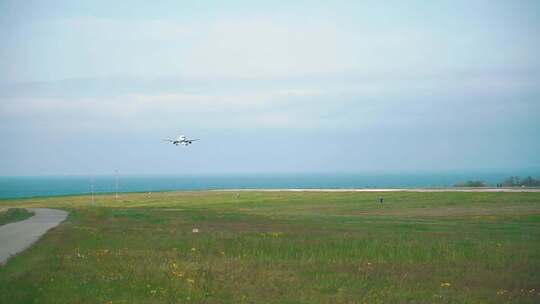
[1,0,539,175]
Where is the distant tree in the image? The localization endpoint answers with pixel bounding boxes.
[502,176,517,187]
[521,176,540,187]
[500,176,540,187]
[455,180,486,187]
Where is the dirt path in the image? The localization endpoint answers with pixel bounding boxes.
[0,208,68,264]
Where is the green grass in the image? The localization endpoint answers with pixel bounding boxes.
[0,208,34,226]
[1,191,540,303]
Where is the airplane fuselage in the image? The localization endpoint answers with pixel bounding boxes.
[163,135,199,146]
[173,136,194,146]
[173,140,193,146]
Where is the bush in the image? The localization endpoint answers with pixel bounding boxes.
[501,176,540,187]
[455,180,486,187]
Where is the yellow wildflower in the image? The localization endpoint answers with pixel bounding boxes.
[96,249,110,256]
[187,278,195,284]
[440,282,451,287]
[172,271,184,278]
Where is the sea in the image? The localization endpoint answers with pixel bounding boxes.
[1,170,539,199]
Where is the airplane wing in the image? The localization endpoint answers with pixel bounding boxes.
[162,139,174,142]
[188,139,200,141]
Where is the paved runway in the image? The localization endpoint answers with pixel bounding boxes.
[0,208,68,264]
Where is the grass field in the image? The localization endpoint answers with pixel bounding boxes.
[0,208,34,226]
[1,191,539,303]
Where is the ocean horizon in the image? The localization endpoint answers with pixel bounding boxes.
[1,170,539,199]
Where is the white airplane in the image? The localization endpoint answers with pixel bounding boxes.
[162,135,200,146]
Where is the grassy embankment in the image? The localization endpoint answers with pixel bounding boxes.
[1,191,540,303]
[0,208,34,226]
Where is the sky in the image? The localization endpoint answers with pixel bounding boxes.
[0,0,539,175]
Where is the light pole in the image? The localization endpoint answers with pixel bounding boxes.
[115,170,119,201]
[90,176,94,205]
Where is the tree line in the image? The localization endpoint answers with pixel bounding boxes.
[455,176,540,187]
[499,176,540,187]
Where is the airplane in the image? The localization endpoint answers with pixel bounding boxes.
[162,135,200,146]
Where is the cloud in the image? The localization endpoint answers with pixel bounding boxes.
[61,17,191,42]
[2,68,538,135]
[0,87,332,131]
[0,14,483,82]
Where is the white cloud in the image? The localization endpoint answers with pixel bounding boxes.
[61,17,191,42]
[2,66,537,133]
[23,15,456,81]
[0,87,332,131]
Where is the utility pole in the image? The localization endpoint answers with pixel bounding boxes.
[115,169,119,201]
[90,176,94,205]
